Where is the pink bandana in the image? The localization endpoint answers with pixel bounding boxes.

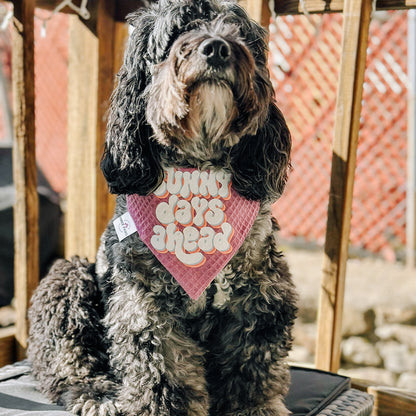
[126,167,260,299]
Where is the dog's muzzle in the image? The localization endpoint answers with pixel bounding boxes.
[198,37,231,68]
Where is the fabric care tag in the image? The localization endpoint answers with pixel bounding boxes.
[126,167,260,299]
[113,212,138,241]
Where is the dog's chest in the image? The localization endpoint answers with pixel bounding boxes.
[185,264,234,316]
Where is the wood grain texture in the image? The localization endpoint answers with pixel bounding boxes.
[368,386,416,416]
[273,0,416,14]
[66,3,121,260]
[12,0,37,359]
[96,0,116,249]
[245,0,271,26]
[66,14,99,261]
[0,327,16,367]
[315,0,372,372]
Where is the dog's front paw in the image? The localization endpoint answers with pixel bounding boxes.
[70,395,120,416]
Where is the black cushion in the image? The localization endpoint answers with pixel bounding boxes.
[0,362,350,415]
[286,366,350,416]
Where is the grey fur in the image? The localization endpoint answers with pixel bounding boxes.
[28,1,298,415]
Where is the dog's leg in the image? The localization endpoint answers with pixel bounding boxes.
[205,304,292,416]
[205,259,297,416]
[28,257,119,416]
[103,275,209,416]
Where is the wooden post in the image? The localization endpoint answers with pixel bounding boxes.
[12,0,37,358]
[407,9,416,268]
[315,0,372,372]
[66,13,99,261]
[66,0,120,260]
[273,0,416,15]
[243,0,271,27]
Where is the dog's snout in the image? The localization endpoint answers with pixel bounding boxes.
[198,38,231,67]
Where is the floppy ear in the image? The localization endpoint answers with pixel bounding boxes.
[100,11,163,196]
[230,102,291,202]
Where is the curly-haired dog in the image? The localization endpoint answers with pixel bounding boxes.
[28,1,297,415]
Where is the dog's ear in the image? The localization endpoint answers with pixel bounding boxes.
[100,10,163,196]
[230,102,291,202]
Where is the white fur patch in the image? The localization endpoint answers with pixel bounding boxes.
[213,265,234,308]
[187,82,235,143]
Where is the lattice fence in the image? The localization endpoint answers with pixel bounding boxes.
[270,11,408,260]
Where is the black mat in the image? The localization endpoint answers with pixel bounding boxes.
[0,362,350,415]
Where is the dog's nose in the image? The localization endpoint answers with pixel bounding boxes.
[198,38,231,67]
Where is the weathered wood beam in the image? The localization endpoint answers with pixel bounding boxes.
[407,9,416,268]
[368,386,416,416]
[66,13,99,261]
[315,0,372,372]
[95,0,117,249]
[243,0,271,27]
[274,0,416,14]
[12,0,37,359]
[0,327,16,366]
[66,1,125,260]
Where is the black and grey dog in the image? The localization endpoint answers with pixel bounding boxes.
[28,1,297,415]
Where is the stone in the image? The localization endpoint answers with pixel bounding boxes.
[397,373,416,391]
[377,341,416,374]
[341,337,382,367]
[288,345,314,364]
[375,324,416,350]
[339,367,396,387]
[0,306,16,328]
[293,322,316,354]
[342,308,375,337]
[375,305,416,326]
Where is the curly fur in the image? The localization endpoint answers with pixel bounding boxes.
[28,1,298,415]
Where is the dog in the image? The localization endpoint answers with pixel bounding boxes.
[28,1,298,415]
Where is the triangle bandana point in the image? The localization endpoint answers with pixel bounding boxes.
[127,167,260,299]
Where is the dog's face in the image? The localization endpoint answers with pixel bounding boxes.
[102,0,291,202]
[145,15,270,159]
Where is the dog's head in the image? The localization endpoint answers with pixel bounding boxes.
[102,0,291,202]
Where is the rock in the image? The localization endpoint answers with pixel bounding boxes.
[293,322,316,354]
[339,367,396,387]
[375,324,416,350]
[341,337,382,367]
[342,308,375,337]
[397,373,416,391]
[375,305,416,326]
[377,341,416,374]
[0,306,16,328]
[297,304,317,324]
[288,345,314,364]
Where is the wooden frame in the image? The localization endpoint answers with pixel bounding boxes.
[2,1,416,414]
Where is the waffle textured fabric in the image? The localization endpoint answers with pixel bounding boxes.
[127,167,260,299]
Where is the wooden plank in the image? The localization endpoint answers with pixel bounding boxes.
[96,0,117,248]
[12,0,37,360]
[66,1,120,260]
[66,13,99,261]
[0,327,16,367]
[273,0,416,14]
[244,0,271,27]
[368,386,416,416]
[407,9,416,268]
[315,0,372,372]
